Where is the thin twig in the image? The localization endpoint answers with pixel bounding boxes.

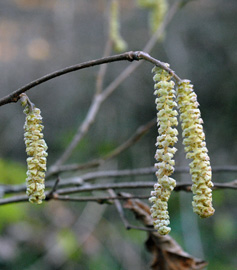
[0,179,236,206]
[103,118,157,160]
[53,194,148,203]
[107,189,156,232]
[47,159,100,177]
[0,52,140,107]
[96,39,112,94]
[108,189,131,228]
[137,51,181,81]
[0,195,29,205]
[77,167,156,181]
[121,225,156,232]
[0,49,181,108]
[48,165,237,186]
[48,49,178,168]
[54,180,237,195]
[2,166,237,195]
[48,118,156,176]
[101,0,180,101]
[47,1,180,170]
[45,177,60,200]
[1,1,181,186]
[143,1,180,53]
[47,2,180,171]
[48,160,237,180]
[50,93,105,168]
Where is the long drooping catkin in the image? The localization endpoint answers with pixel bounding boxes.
[149,65,178,235]
[109,0,127,52]
[21,94,47,204]
[176,80,215,218]
[137,0,168,33]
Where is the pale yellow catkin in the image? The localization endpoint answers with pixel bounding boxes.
[149,0,168,33]
[137,0,156,8]
[21,94,47,204]
[176,80,215,218]
[137,0,168,33]
[109,0,127,52]
[149,65,178,235]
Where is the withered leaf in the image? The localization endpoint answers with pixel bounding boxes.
[123,196,208,270]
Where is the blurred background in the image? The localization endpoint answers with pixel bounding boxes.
[0,0,236,269]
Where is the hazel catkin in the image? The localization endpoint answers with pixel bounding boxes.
[21,94,47,204]
[137,0,168,33]
[149,65,178,235]
[176,80,215,218]
[109,0,127,52]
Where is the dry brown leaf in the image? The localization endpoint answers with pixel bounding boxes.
[123,195,208,270]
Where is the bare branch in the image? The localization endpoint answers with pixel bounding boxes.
[2,166,237,195]
[0,48,181,108]
[53,179,237,195]
[47,159,100,177]
[45,177,60,201]
[106,189,156,232]
[0,52,140,107]
[107,189,131,228]
[101,0,180,101]
[143,1,179,53]
[0,179,236,206]
[48,47,180,168]
[50,94,104,168]
[53,193,148,203]
[96,39,112,94]
[53,41,112,171]
[0,195,29,205]
[46,1,180,170]
[136,51,181,81]
[48,159,237,180]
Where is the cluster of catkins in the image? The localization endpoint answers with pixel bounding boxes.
[150,66,215,235]
[21,94,47,204]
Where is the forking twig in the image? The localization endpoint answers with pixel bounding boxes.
[108,189,131,229]
[107,189,156,232]
[0,2,181,191]
[45,176,60,200]
[47,1,180,170]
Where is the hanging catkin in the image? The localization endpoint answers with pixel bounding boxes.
[109,0,127,52]
[20,94,47,204]
[176,80,215,218]
[137,0,168,33]
[149,65,178,235]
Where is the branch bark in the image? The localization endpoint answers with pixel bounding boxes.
[2,166,237,195]
[0,179,236,206]
[0,52,140,106]
[0,51,181,107]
